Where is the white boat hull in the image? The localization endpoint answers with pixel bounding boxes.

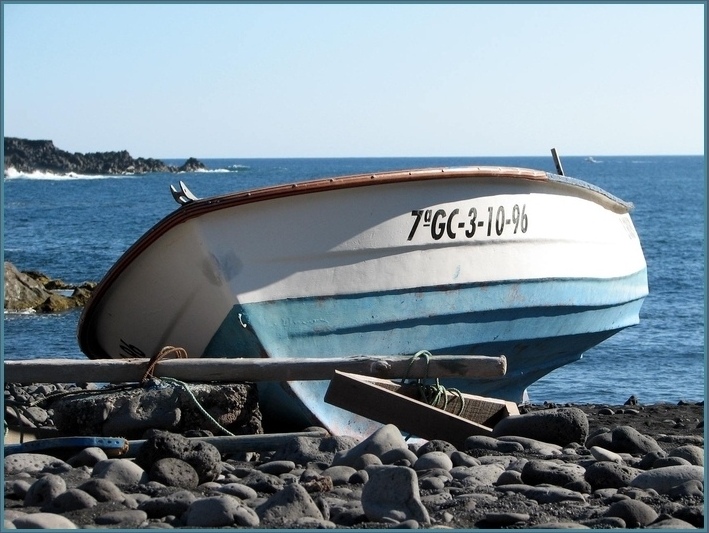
[79,167,648,435]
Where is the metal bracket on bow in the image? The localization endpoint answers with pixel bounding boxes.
[170,181,199,205]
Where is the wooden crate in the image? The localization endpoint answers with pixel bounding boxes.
[324,371,518,448]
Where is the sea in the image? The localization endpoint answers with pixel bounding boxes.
[2,155,706,405]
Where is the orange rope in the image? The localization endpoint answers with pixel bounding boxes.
[141,346,188,384]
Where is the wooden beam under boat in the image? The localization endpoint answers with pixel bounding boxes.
[4,354,507,384]
[5,429,331,456]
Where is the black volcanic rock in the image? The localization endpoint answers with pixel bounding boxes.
[178,157,207,173]
[4,261,95,312]
[4,137,206,176]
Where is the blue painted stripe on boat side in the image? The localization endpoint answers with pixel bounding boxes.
[241,298,645,363]
[203,272,647,429]
[203,270,647,361]
[283,301,641,339]
[250,271,646,341]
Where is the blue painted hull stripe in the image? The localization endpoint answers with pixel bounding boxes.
[202,270,648,429]
[205,270,647,359]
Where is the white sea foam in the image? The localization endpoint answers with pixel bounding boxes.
[4,164,250,179]
[179,168,230,174]
[3,166,135,181]
[195,164,251,173]
[4,308,37,315]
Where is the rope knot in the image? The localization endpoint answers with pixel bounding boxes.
[402,350,465,416]
[141,346,188,384]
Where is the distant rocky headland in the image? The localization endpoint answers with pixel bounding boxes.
[4,137,206,175]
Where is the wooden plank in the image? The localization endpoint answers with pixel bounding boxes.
[125,429,329,457]
[324,370,517,449]
[5,429,329,456]
[4,355,507,384]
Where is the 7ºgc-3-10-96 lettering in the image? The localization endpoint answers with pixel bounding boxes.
[407,204,529,241]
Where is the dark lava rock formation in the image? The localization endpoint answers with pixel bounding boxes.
[4,137,206,175]
[4,262,95,313]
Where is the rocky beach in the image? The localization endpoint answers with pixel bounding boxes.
[3,218,704,529]
[3,269,706,529]
[3,377,704,530]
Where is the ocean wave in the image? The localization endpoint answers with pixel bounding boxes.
[174,165,249,174]
[3,167,137,181]
[4,308,37,316]
[207,164,250,172]
[180,168,230,174]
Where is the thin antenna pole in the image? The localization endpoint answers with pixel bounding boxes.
[551,148,565,176]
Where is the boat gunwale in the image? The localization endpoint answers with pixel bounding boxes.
[77,165,630,359]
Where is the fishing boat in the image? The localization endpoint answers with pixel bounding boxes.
[78,159,648,436]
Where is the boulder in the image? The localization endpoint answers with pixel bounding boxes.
[464,434,525,454]
[23,474,67,507]
[41,488,98,513]
[604,499,658,528]
[94,510,148,529]
[184,495,259,528]
[521,459,586,487]
[457,463,505,488]
[3,262,50,310]
[137,490,196,518]
[610,426,664,455]
[3,262,96,312]
[4,453,72,476]
[668,445,704,466]
[77,479,124,503]
[50,381,262,438]
[268,434,358,466]
[134,431,222,484]
[10,512,79,529]
[36,292,76,312]
[148,457,200,489]
[494,484,586,504]
[361,465,430,525]
[492,407,589,446]
[92,458,150,488]
[584,461,642,490]
[332,424,408,467]
[630,465,705,494]
[413,451,453,471]
[256,483,323,526]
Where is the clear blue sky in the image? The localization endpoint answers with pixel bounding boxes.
[2,3,705,158]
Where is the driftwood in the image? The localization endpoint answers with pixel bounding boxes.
[5,429,330,457]
[125,429,329,457]
[324,370,519,449]
[4,355,507,384]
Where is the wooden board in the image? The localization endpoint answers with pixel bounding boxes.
[4,354,507,384]
[324,371,519,449]
[5,430,329,457]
